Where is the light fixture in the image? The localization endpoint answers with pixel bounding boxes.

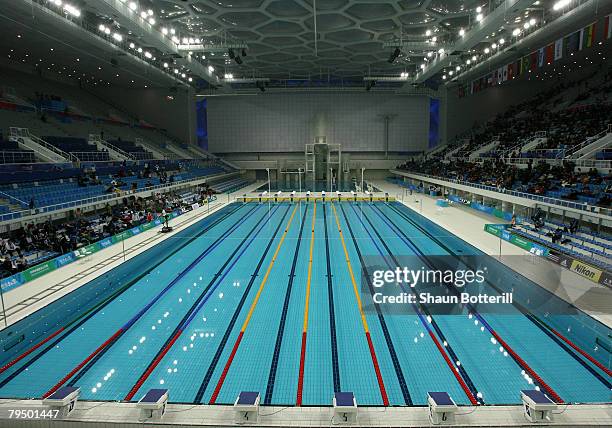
[512,28,521,36]
[163,62,168,68]
[128,1,137,11]
[492,43,497,49]
[148,18,155,25]
[144,51,152,59]
[112,33,123,42]
[140,11,148,19]
[499,38,505,45]
[208,65,214,72]
[471,55,477,61]
[188,77,193,82]
[431,36,437,42]
[427,51,433,58]
[553,0,570,11]
[476,13,483,21]
[438,48,445,54]
[455,65,460,71]
[459,28,465,36]
[476,6,482,13]
[129,42,135,48]
[466,59,471,65]
[524,22,530,29]
[426,29,432,36]
[484,47,490,53]
[529,18,536,25]
[162,27,168,35]
[442,75,446,80]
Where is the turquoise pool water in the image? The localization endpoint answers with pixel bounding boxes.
[0,201,609,406]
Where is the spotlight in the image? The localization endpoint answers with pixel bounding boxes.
[388,47,401,63]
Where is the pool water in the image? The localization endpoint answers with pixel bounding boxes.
[0,201,609,406]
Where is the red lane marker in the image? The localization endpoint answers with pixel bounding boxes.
[296,332,307,406]
[488,329,563,403]
[209,331,244,404]
[428,331,478,405]
[124,330,183,401]
[0,328,65,374]
[365,332,389,406]
[42,329,124,399]
[549,327,612,377]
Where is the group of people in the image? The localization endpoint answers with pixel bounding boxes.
[0,185,214,279]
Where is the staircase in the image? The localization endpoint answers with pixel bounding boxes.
[134,137,167,160]
[9,127,73,163]
[469,138,500,160]
[89,134,131,161]
[569,126,612,159]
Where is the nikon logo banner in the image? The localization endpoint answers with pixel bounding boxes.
[570,260,602,282]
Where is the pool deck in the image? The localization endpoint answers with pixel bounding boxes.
[0,181,610,427]
[0,398,610,427]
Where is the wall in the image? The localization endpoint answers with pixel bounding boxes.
[89,86,197,145]
[207,93,430,153]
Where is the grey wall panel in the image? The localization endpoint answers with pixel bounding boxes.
[208,93,429,153]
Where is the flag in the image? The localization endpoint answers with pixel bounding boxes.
[502,65,508,81]
[521,56,530,74]
[564,31,580,56]
[497,67,504,83]
[605,14,612,39]
[580,22,595,50]
[507,62,515,80]
[530,51,538,71]
[537,47,544,67]
[545,44,554,64]
[554,38,563,60]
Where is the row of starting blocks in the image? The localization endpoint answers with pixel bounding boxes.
[42,387,558,425]
[240,190,394,203]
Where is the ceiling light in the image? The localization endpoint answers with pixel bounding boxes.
[144,51,152,58]
[112,33,123,42]
[471,55,477,61]
[148,18,155,25]
[524,22,530,29]
[420,64,425,69]
[449,70,454,75]
[529,18,536,25]
[170,28,175,34]
[208,65,214,72]
[129,42,135,48]
[147,9,154,16]
[442,75,446,80]
[64,4,80,17]
[484,47,490,53]
[98,24,105,31]
[459,28,465,36]
[426,29,432,36]
[140,11,148,19]
[162,28,168,35]
[104,28,111,35]
[431,36,437,42]
[553,0,570,11]
[181,73,186,78]
[499,38,505,45]
[438,48,445,54]
[476,6,482,13]
[492,43,497,48]
[137,47,142,53]
[466,59,471,64]
[476,13,483,21]
[427,51,433,58]
[188,77,193,82]
[163,62,168,68]
[512,28,521,36]
[455,65,460,71]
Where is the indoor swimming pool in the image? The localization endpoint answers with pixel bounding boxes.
[0,201,609,407]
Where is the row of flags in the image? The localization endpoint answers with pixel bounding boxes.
[457,14,612,98]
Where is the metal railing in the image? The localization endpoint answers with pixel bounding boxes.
[9,128,76,162]
[0,151,37,164]
[0,170,238,223]
[565,124,612,158]
[70,151,112,162]
[391,170,611,217]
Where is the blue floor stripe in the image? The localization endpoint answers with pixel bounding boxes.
[323,204,341,393]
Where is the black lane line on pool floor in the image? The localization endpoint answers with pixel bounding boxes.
[323,203,341,394]
[263,204,309,405]
[355,203,483,404]
[0,203,247,392]
[336,203,413,406]
[121,204,287,400]
[384,202,612,390]
[192,204,292,404]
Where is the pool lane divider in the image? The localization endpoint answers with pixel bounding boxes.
[329,202,390,406]
[263,204,310,405]
[295,202,316,406]
[124,204,287,401]
[41,204,262,399]
[378,203,564,403]
[208,204,299,404]
[348,203,479,405]
[192,204,292,404]
[384,202,607,395]
[0,203,246,386]
[322,204,341,394]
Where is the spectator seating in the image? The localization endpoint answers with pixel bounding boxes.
[44,136,110,161]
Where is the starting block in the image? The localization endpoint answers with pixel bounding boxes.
[428,392,458,425]
[521,390,557,423]
[43,386,80,418]
[333,392,357,424]
[137,389,168,420]
[234,391,260,423]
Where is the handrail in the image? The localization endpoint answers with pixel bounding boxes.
[99,139,133,159]
[28,132,76,162]
[0,191,26,206]
[0,170,239,223]
[391,169,611,217]
[564,125,611,158]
